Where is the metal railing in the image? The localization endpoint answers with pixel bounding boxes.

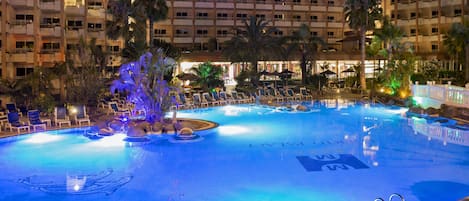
[412,82,469,108]
[375,193,405,201]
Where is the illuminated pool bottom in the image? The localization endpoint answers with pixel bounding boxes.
[0,102,468,201]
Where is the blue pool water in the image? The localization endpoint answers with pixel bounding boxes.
[0,100,468,201]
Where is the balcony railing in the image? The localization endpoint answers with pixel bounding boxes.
[412,82,469,109]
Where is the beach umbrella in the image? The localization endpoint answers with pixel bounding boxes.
[176,72,198,81]
[320,69,336,76]
[341,68,355,73]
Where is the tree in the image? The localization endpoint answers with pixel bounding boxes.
[344,0,382,90]
[290,24,326,85]
[443,21,469,82]
[190,62,224,92]
[65,38,108,106]
[374,16,403,65]
[111,49,177,124]
[223,16,278,86]
[133,0,169,49]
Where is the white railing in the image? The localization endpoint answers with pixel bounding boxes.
[412,82,469,109]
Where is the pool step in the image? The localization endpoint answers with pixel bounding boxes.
[375,193,405,201]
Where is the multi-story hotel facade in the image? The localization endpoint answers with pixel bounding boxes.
[0,0,467,83]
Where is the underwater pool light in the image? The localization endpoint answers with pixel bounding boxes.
[23,133,64,144]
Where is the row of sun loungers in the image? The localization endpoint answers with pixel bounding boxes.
[0,104,91,134]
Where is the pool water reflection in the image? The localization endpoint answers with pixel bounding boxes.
[0,100,468,201]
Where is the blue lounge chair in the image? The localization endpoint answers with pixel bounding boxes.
[27,110,47,131]
[54,107,71,127]
[73,105,91,126]
[6,112,30,133]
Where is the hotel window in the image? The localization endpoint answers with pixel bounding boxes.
[41,0,56,2]
[217,30,229,36]
[274,0,285,4]
[256,0,266,3]
[196,29,208,36]
[327,31,334,37]
[431,42,438,52]
[431,27,438,35]
[454,9,462,16]
[175,29,189,36]
[410,29,416,36]
[327,0,334,5]
[88,1,103,9]
[410,12,416,19]
[293,15,301,21]
[236,13,248,19]
[217,13,228,19]
[196,12,208,19]
[327,16,334,22]
[0,40,2,49]
[155,29,166,35]
[310,15,318,21]
[311,31,318,36]
[274,14,284,20]
[67,20,83,29]
[87,23,102,31]
[293,0,301,4]
[107,45,120,53]
[274,30,283,36]
[16,41,34,50]
[431,10,438,18]
[41,17,60,27]
[311,0,318,4]
[176,12,188,18]
[15,14,34,23]
[67,43,78,50]
[16,67,34,77]
[42,42,60,52]
[256,14,266,19]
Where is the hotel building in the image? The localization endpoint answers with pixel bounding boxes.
[0,0,467,82]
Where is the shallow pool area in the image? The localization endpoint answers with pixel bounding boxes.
[0,100,468,201]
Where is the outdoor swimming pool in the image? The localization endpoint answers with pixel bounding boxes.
[0,99,468,201]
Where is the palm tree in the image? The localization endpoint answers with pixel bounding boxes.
[443,21,469,82]
[111,49,177,124]
[133,0,169,49]
[374,16,403,65]
[106,0,132,41]
[223,16,278,85]
[344,0,382,90]
[190,62,224,92]
[290,24,326,85]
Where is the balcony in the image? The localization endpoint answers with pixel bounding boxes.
[257,4,273,10]
[194,19,214,26]
[328,22,342,28]
[419,17,438,25]
[9,51,35,63]
[39,1,61,12]
[216,20,234,26]
[173,1,193,7]
[87,30,105,38]
[173,19,193,26]
[216,2,234,8]
[310,21,326,28]
[419,0,437,8]
[65,6,85,16]
[442,16,462,24]
[274,4,290,10]
[9,22,35,35]
[310,5,327,12]
[328,6,343,12]
[40,26,62,37]
[195,2,214,8]
[274,20,291,27]
[173,37,193,43]
[10,0,34,8]
[39,51,62,63]
[292,5,308,11]
[236,3,254,9]
[66,28,85,38]
[87,9,105,18]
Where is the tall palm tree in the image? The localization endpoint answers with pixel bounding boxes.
[290,24,326,85]
[133,0,169,49]
[223,16,278,86]
[344,0,382,90]
[443,21,469,81]
[374,16,403,65]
